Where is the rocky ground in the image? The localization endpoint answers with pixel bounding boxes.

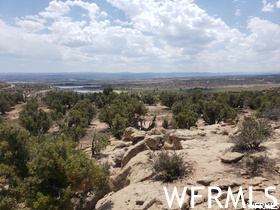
[77,104,280,210]
[3,101,280,209]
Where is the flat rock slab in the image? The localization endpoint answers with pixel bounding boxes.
[220,152,244,163]
[211,179,240,189]
[248,177,268,186]
[197,177,217,186]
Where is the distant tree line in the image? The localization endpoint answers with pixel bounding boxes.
[160,89,280,128]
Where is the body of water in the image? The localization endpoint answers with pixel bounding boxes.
[54,85,101,93]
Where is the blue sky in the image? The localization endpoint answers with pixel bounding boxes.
[0,0,279,73]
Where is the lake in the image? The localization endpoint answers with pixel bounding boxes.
[54,85,101,93]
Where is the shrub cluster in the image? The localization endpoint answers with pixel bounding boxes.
[152,151,191,182]
[231,118,272,151]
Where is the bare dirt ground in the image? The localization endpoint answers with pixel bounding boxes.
[4,102,25,124]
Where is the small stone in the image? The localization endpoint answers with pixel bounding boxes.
[197,177,217,186]
[198,132,206,137]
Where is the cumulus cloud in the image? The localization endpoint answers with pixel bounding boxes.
[39,1,70,19]
[1,0,280,73]
[0,20,62,60]
[39,0,100,20]
[262,0,274,12]
[246,17,280,52]
[107,0,240,56]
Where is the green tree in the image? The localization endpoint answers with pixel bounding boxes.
[202,101,236,125]
[103,87,113,96]
[22,136,110,209]
[160,91,178,108]
[19,99,52,136]
[111,114,127,139]
[71,99,96,126]
[171,101,184,116]
[202,101,221,125]
[0,124,110,209]
[141,93,158,105]
[175,111,198,129]
[0,96,10,115]
[0,123,31,186]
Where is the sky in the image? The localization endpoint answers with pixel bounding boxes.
[0,0,279,74]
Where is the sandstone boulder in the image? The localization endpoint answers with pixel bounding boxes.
[122,127,138,141]
[112,149,127,166]
[130,131,146,143]
[121,140,148,168]
[114,142,131,149]
[111,151,154,191]
[164,132,183,150]
[144,135,164,150]
[221,152,244,163]
[147,128,162,136]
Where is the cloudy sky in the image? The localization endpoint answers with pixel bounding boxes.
[0,0,279,73]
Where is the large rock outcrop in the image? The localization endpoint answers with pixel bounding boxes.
[121,140,148,168]
[111,151,155,191]
[96,181,190,210]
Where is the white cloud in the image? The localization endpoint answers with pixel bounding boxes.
[15,18,46,33]
[0,20,62,60]
[107,0,239,55]
[1,0,280,73]
[39,0,100,20]
[276,0,280,8]
[262,0,274,12]
[246,17,280,52]
[39,1,70,19]
[114,19,133,26]
[235,9,241,16]
[65,0,99,20]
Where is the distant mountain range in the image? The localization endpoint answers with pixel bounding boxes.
[0,72,279,82]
